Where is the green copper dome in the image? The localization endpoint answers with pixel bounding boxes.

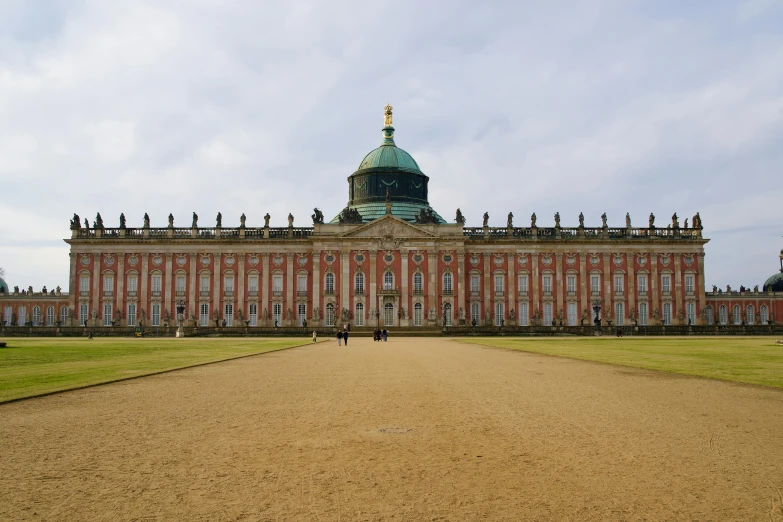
[356,126,422,174]
[0,276,8,293]
[763,271,783,292]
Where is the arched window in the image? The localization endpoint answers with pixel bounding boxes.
[443,272,453,294]
[32,306,41,326]
[413,272,423,294]
[705,306,713,325]
[414,302,423,326]
[719,305,727,325]
[46,306,54,326]
[325,303,335,326]
[18,306,27,326]
[355,272,364,294]
[61,306,69,326]
[383,271,394,290]
[760,305,769,325]
[384,302,394,326]
[355,302,364,326]
[444,303,453,326]
[733,305,741,325]
[746,305,755,325]
[3,306,10,326]
[325,273,335,294]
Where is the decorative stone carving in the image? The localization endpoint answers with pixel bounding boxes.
[672,213,679,228]
[143,213,150,228]
[415,207,439,224]
[191,212,198,228]
[338,207,363,224]
[70,213,81,230]
[455,208,465,225]
[578,212,584,227]
[94,213,104,230]
[649,212,655,228]
[507,212,513,228]
[264,213,270,227]
[312,208,324,224]
[119,213,126,229]
[216,212,222,227]
[601,213,607,228]
[625,213,631,228]
[288,213,294,227]
[483,212,489,227]
[530,213,536,227]
[168,213,174,228]
[555,212,560,227]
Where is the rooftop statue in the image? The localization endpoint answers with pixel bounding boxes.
[693,212,702,230]
[483,212,489,227]
[168,213,174,227]
[94,212,104,230]
[531,212,537,227]
[240,213,246,227]
[578,212,584,227]
[507,212,513,228]
[384,104,393,127]
[555,212,561,227]
[415,207,438,224]
[626,212,631,228]
[684,218,689,229]
[649,212,655,228]
[455,208,465,225]
[288,213,294,227]
[84,218,89,230]
[192,212,198,228]
[143,213,150,228]
[264,213,270,227]
[70,213,81,230]
[601,213,607,228]
[216,212,222,227]
[312,208,324,225]
[119,213,126,229]
[338,207,363,224]
[672,212,679,228]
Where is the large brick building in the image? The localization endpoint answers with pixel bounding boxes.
[1,106,782,331]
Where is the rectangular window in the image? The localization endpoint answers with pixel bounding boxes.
[567,302,577,326]
[639,303,648,326]
[128,275,138,293]
[471,275,480,293]
[519,302,529,326]
[248,275,259,293]
[662,275,671,294]
[176,276,186,293]
[494,275,503,294]
[355,303,364,326]
[705,306,714,325]
[414,273,423,294]
[80,275,89,294]
[224,303,233,326]
[298,303,306,326]
[663,303,672,325]
[518,275,528,295]
[591,275,600,294]
[414,304,423,326]
[687,302,695,324]
[61,306,68,326]
[544,303,553,325]
[127,303,137,327]
[152,275,162,293]
[152,303,160,326]
[103,303,113,326]
[200,276,210,294]
[249,303,257,326]
[720,306,727,325]
[471,302,480,325]
[224,276,234,294]
[495,303,504,326]
[200,303,210,326]
[103,275,113,294]
[685,275,694,293]
[566,275,576,294]
[543,275,552,294]
[298,275,307,293]
[638,275,647,293]
[614,275,623,294]
[615,302,624,326]
[79,303,88,326]
[46,306,54,326]
[273,275,284,294]
[273,303,282,326]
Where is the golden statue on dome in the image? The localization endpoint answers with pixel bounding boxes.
[384,104,393,126]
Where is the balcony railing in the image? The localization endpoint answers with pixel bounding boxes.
[517,291,527,297]
[272,290,283,297]
[151,291,161,297]
[175,290,185,296]
[378,286,401,295]
[471,290,480,297]
[442,289,453,296]
[80,290,89,296]
[224,291,234,297]
[494,290,504,296]
[354,289,365,295]
[297,290,308,297]
[413,288,424,295]
[127,291,137,297]
[200,290,210,296]
[248,290,258,296]
[103,291,113,297]
[323,289,334,295]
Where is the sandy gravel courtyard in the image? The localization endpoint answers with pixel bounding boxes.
[1,337,782,521]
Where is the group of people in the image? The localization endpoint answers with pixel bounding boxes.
[337,324,351,346]
[310,324,389,344]
[373,328,388,342]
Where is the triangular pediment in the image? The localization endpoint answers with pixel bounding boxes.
[339,215,437,239]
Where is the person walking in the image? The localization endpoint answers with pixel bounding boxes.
[343,330,349,346]
[337,330,343,346]
[382,328,387,342]
[312,330,317,343]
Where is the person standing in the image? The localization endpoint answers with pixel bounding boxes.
[337,330,343,346]
[343,330,349,346]
[382,328,387,342]
[312,330,317,343]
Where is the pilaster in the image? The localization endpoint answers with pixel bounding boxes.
[603,253,611,323]
[674,254,683,324]
[117,254,125,326]
[429,252,438,325]
[532,252,539,323]
[140,254,149,324]
[697,253,706,325]
[458,252,466,324]
[555,253,564,320]
[400,249,409,327]
[651,255,659,324]
[261,254,270,326]
[579,252,587,324]
[68,253,77,326]
[483,253,491,325]
[287,253,295,326]
[164,253,173,321]
[238,254,246,321]
[189,254,197,322]
[341,251,350,323]
[628,253,636,319]
[506,253,515,323]
[369,250,377,324]
[92,253,101,324]
[213,253,221,324]
[312,251,321,324]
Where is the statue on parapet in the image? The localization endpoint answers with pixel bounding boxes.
[94,212,104,230]
[672,212,679,228]
[530,212,537,227]
[119,213,126,229]
[338,207,363,224]
[712,285,717,292]
[692,212,702,230]
[482,212,489,227]
[84,218,89,230]
[168,213,174,228]
[754,285,759,292]
[240,213,246,228]
[191,212,198,228]
[70,213,81,230]
[455,208,465,225]
[626,212,631,228]
[415,207,438,224]
[288,213,294,227]
[601,212,607,228]
[578,212,584,227]
[216,212,222,227]
[312,208,324,224]
[555,212,561,227]
[649,212,655,228]
[143,213,150,228]
[507,212,513,228]
[264,213,270,227]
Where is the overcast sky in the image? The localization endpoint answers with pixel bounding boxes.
[1,0,782,290]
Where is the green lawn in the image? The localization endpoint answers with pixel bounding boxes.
[0,337,313,403]
[458,337,783,389]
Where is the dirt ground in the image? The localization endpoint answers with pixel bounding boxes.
[1,338,782,521]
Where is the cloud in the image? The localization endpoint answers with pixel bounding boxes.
[0,0,781,289]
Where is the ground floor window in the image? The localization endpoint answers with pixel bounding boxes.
[249,303,257,326]
[200,303,209,326]
[355,302,364,326]
[298,303,306,326]
[273,303,283,326]
[760,305,768,325]
[519,302,528,326]
[471,302,480,325]
[152,303,160,326]
[325,303,334,327]
[733,305,741,325]
[494,302,503,326]
[19,306,27,325]
[61,306,69,326]
[444,303,453,326]
[46,306,54,326]
[128,304,137,326]
[543,303,552,326]
[32,306,41,326]
[567,302,577,326]
[4,306,11,326]
[705,306,713,325]
[746,305,754,325]
[414,303,422,326]
[719,305,727,325]
[79,303,88,326]
[615,302,624,326]
[639,303,648,326]
[224,303,233,326]
[687,302,696,325]
[663,303,672,325]
[103,303,112,326]
[384,303,394,326]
